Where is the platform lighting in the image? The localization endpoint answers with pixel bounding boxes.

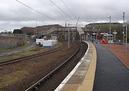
[122,12,128,61]
[68,23,70,48]
[123,12,128,45]
[123,12,125,44]
[107,16,112,44]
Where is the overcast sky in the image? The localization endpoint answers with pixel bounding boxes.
[0,0,128,32]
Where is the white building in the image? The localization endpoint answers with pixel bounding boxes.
[36,39,58,48]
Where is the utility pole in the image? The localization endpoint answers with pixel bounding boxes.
[76,17,80,41]
[125,25,128,48]
[68,23,70,48]
[76,17,80,27]
[123,12,125,44]
[64,22,67,41]
[108,16,112,44]
[124,12,128,46]
[123,12,128,61]
[35,17,38,36]
[109,16,112,35]
[123,12,128,45]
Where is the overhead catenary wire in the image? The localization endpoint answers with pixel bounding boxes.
[16,0,54,20]
[59,0,80,26]
[49,0,72,20]
[48,2,66,19]
[76,17,80,27]
[60,0,76,20]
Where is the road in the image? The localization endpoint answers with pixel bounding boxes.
[93,44,129,91]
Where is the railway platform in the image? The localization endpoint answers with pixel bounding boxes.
[93,44,129,91]
[55,41,97,91]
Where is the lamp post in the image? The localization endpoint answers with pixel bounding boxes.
[67,23,70,48]
[125,25,128,46]
[109,16,112,35]
[113,30,117,42]
[123,12,128,45]
[123,12,125,44]
[108,16,112,44]
[123,12,128,61]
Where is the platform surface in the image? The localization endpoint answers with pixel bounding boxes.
[55,42,97,91]
[93,44,129,91]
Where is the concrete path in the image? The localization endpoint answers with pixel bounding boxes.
[93,44,129,91]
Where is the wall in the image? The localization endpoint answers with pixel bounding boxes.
[0,35,27,49]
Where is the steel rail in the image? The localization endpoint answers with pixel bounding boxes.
[24,43,83,91]
[0,47,61,66]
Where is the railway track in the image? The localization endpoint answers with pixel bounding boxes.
[0,47,62,66]
[24,42,88,91]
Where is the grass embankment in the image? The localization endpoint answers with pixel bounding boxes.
[0,70,29,89]
[0,42,62,63]
[0,44,29,52]
[0,42,62,90]
[0,47,43,63]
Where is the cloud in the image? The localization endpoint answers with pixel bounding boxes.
[0,0,129,31]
